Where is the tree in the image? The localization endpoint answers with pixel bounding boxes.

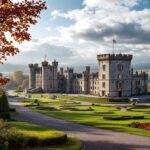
[12,71,24,85]
[21,79,29,89]
[0,93,10,119]
[0,0,46,85]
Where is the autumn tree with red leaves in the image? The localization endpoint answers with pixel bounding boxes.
[0,0,46,86]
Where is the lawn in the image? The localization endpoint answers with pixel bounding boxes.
[8,121,82,150]
[16,92,131,104]
[16,93,150,137]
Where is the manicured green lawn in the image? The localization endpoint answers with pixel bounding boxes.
[35,109,150,137]
[17,93,150,137]
[130,106,150,112]
[8,121,82,150]
[17,92,130,104]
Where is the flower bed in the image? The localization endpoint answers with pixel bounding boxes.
[129,122,150,130]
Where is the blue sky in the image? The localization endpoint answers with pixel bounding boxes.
[6,0,150,68]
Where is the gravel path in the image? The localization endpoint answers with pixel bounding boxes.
[9,97,150,150]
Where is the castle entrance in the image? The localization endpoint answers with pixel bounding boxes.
[118,91,122,97]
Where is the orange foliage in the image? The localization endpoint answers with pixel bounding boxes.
[0,0,46,85]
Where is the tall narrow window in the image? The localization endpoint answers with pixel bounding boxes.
[102,82,105,88]
[102,65,106,71]
[102,74,106,79]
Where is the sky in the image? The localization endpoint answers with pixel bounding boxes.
[6,0,150,67]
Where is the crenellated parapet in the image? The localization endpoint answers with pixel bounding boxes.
[42,61,49,67]
[133,71,148,78]
[97,54,133,61]
[66,67,74,73]
[52,60,58,67]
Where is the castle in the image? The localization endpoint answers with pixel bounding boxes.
[28,54,148,97]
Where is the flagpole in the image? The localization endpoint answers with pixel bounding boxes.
[113,41,114,54]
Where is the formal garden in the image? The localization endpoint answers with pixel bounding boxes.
[14,93,150,137]
[0,93,82,150]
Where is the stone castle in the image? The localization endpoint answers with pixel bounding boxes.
[28,54,148,97]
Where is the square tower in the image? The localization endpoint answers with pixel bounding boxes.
[97,54,133,97]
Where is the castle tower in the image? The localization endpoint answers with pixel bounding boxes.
[42,61,49,92]
[97,54,133,97]
[65,67,74,93]
[29,64,38,89]
[52,60,58,91]
[82,66,90,94]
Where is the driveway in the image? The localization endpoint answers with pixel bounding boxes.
[9,97,150,150]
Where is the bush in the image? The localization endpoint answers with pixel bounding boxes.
[0,93,10,120]
[0,93,9,113]
[51,95,57,100]
[0,120,68,149]
[9,108,16,112]
[0,113,10,120]
[103,115,144,120]
[108,98,130,103]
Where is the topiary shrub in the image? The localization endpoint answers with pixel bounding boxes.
[0,93,10,120]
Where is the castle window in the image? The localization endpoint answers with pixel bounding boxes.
[102,74,106,79]
[102,82,105,88]
[102,65,106,71]
[117,64,123,72]
[116,81,122,89]
[118,74,123,79]
[102,91,105,96]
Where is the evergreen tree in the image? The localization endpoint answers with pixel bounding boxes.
[0,93,9,119]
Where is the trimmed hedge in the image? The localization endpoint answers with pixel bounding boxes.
[61,107,94,111]
[104,115,144,120]
[108,98,130,103]
[0,120,67,150]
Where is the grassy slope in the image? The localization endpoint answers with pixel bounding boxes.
[8,122,82,150]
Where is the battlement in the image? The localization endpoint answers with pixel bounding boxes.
[133,71,148,78]
[67,67,74,73]
[42,61,48,67]
[97,54,133,61]
[29,64,38,68]
[52,60,58,67]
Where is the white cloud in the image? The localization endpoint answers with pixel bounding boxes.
[50,0,150,56]
[7,0,150,66]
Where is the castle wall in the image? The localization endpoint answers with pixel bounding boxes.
[28,54,148,97]
[132,74,148,95]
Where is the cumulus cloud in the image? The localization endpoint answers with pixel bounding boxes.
[50,0,150,62]
[7,0,150,67]
[7,38,76,65]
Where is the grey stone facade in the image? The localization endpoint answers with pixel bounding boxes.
[28,54,148,97]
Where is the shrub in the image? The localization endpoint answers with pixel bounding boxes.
[51,95,57,100]
[0,93,9,113]
[103,115,144,120]
[0,93,10,120]
[109,98,130,103]
[0,120,68,149]
[9,108,16,112]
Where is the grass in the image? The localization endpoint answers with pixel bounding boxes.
[35,109,150,137]
[8,121,82,150]
[130,106,150,112]
[17,92,131,104]
[16,93,150,137]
